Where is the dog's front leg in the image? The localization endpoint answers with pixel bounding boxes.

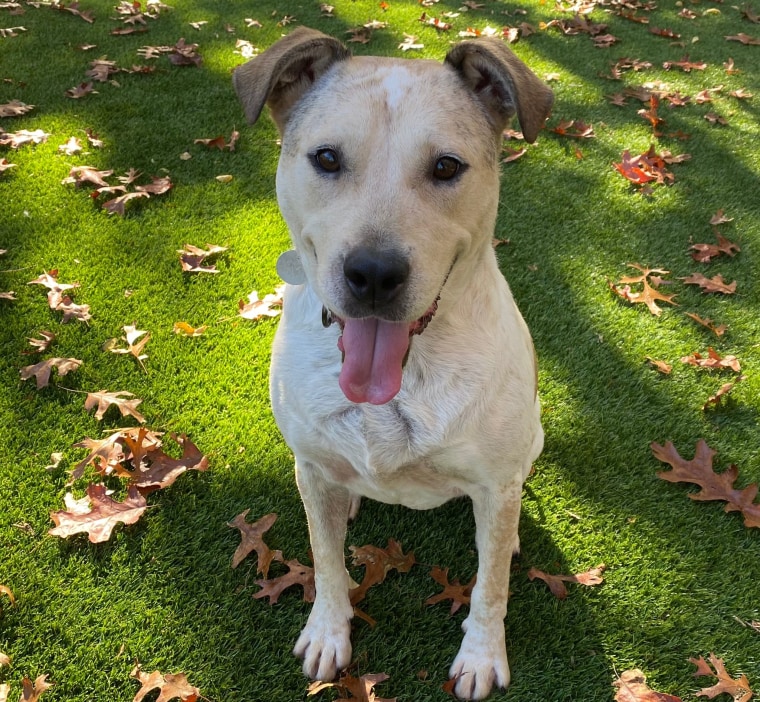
[293,460,354,681]
[449,481,523,700]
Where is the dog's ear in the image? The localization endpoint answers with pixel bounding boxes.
[233,27,350,132]
[444,39,553,143]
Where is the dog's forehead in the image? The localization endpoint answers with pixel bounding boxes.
[289,56,490,146]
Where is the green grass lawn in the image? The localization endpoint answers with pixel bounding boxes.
[1,0,759,700]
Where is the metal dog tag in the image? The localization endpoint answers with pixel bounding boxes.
[276,249,306,285]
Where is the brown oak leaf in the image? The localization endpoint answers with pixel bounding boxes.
[652,440,760,528]
[0,128,49,148]
[690,653,752,702]
[349,539,416,606]
[131,665,200,702]
[22,330,55,354]
[127,433,209,495]
[0,100,34,117]
[254,558,315,604]
[102,190,150,216]
[613,668,682,702]
[425,566,476,615]
[308,671,396,701]
[702,377,743,411]
[690,231,740,263]
[62,166,114,188]
[680,348,741,372]
[527,564,606,599]
[49,484,148,543]
[111,325,150,369]
[19,357,82,389]
[609,264,678,316]
[238,287,284,320]
[85,390,146,423]
[17,675,53,702]
[227,510,282,575]
[680,273,737,294]
[685,313,728,337]
[178,243,227,273]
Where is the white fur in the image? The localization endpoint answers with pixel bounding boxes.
[255,48,544,701]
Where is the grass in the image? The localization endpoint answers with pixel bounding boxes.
[1,0,759,700]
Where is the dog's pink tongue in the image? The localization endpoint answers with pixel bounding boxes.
[338,317,410,405]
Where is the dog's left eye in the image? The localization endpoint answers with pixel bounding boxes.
[313,148,341,174]
[433,156,463,182]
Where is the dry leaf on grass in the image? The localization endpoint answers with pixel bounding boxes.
[178,243,227,273]
[131,665,200,702]
[680,273,737,294]
[613,668,682,701]
[173,322,207,337]
[49,485,148,543]
[425,566,476,615]
[227,510,282,575]
[528,564,606,599]
[238,287,284,320]
[85,390,146,423]
[349,539,416,606]
[111,325,150,370]
[680,349,741,372]
[16,675,53,702]
[685,313,728,337]
[254,558,315,604]
[690,231,740,263]
[690,653,752,702]
[308,671,395,701]
[703,377,744,410]
[652,440,760,528]
[19,357,82,389]
[609,264,677,316]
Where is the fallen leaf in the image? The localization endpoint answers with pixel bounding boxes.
[349,539,416,605]
[227,510,282,575]
[425,566,475,614]
[652,440,760,528]
[680,348,740,372]
[127,433,209,495]
[0,99,34,117]
[64,81,97,99]
[19,357,82,389]
[62,165,114,187]
[725,32,760,45]
[0,158,16,173]
[238,287,284,320]
[111,325,150,369]
[49,484,148,543]
[308,671,395,701]
[527,564,606,599]
[0,128,49,148]
[398,33,423,50]
[178,243,227,273]
[609,264,678,316]
[663,56,707,71]
[173,321,207,337]
[85,390,146,423]
[680,273,736,294]
[17,675,52,702]
[690,231,740,263]
[690,653,752,702]
[684,313,728,337]
[131,665,200,702]
[58,136,83,156]
[254,558,315,604]
[102,190,150,215]
[646,357,672,374]
[551,119,595,138]
[702,377,743,410]
[613,668,682,702]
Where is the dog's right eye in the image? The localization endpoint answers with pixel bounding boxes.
[313,148,341,174]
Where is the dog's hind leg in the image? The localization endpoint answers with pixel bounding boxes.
[292,460,354,681]
[449,478,524,700]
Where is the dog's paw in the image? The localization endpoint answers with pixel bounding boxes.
[448,628,510,700]
[293,610,352,681]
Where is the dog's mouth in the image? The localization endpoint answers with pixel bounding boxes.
[322,297,439,406]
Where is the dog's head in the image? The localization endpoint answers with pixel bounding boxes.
[234,28,553,405]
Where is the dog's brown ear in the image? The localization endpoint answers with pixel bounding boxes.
[233,27,350,132]
[444,39,553,143]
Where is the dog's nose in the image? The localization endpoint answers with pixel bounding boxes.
[343,247,410,306]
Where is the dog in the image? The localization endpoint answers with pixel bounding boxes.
[233,27,552,700]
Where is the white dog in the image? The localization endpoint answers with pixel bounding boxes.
[234,28,552,700]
